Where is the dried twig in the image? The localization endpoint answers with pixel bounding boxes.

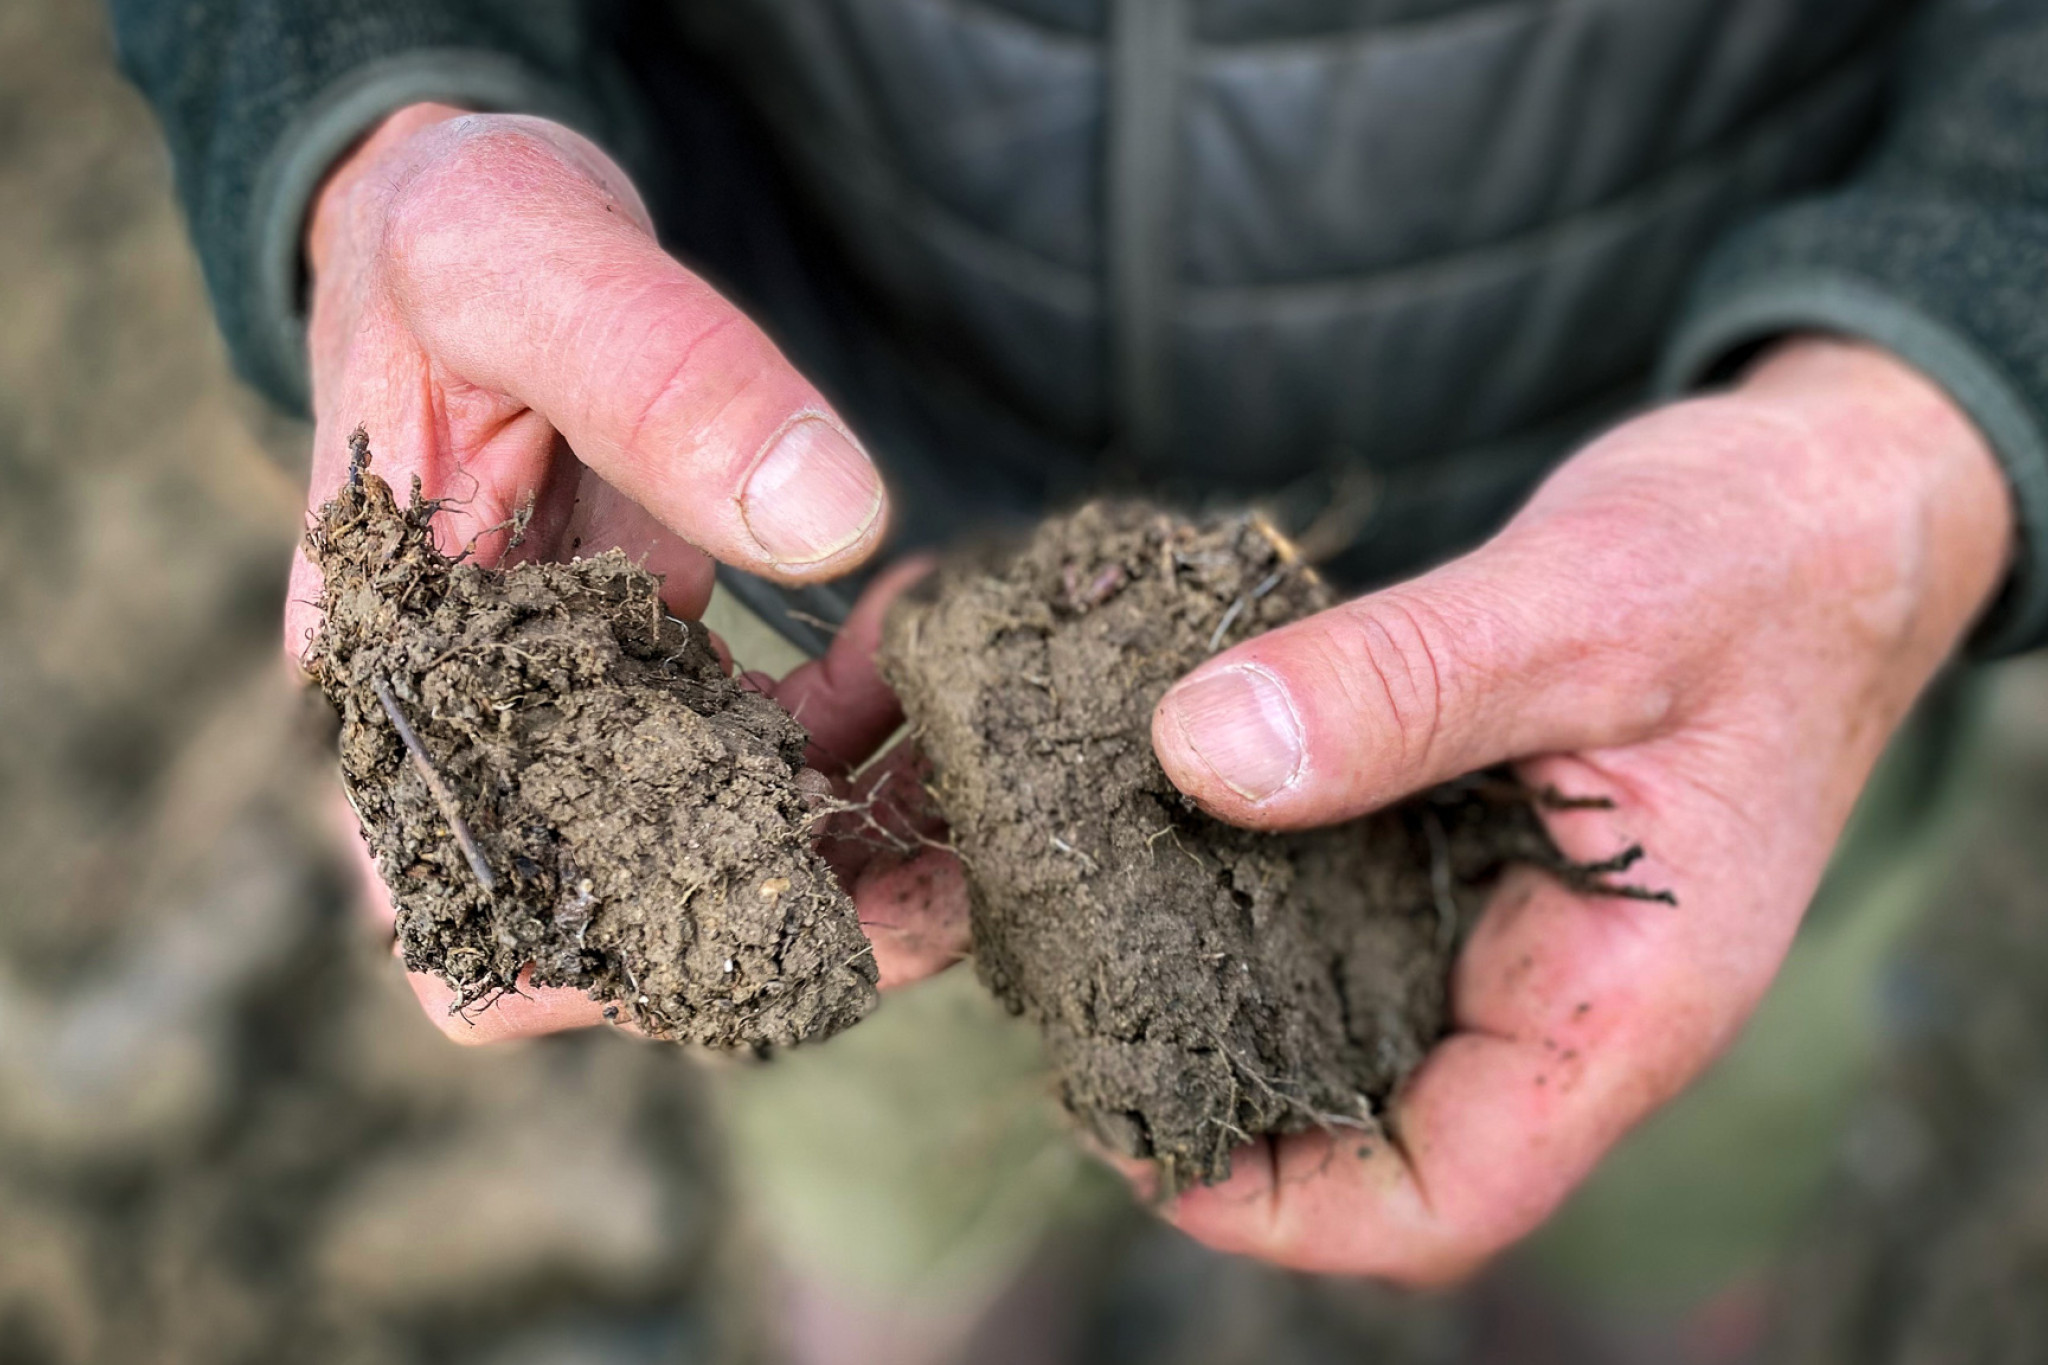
[785,608,841,637]
[373,676,498,894]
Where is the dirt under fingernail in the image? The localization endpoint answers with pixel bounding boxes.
[301,432,875,1047]
[878,502,1588,1193]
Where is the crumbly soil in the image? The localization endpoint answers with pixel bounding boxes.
[880,502,1621,1191]
[303,435,874,1047]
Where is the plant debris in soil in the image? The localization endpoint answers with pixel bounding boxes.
[303,430,875,1047]
[880,502,1665,1192]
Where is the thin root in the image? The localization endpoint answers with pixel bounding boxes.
[1207,596,1247,653]
[1553,844,1677,906]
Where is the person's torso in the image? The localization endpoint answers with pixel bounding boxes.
[674,0,1908,573]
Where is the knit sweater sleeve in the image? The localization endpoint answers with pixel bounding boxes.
[1663,0,2048,655]
[107,0,654,416]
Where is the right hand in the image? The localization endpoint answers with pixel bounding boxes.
[288,103,886,654]
[293,106,957,1039]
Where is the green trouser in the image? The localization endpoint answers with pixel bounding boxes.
[705,588,1985,1333]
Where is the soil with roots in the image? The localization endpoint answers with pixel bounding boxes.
[880,502,1646,1192]
[303,435,875,1048]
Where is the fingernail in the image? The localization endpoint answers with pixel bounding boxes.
[742,417,883,567]
[1162,665,1304,803]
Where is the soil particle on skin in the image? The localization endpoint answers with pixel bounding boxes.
[302,433,875,1047]
[880,502,1616,1192]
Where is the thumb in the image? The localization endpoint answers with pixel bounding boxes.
[383,116,885,582]
[1150,540,1676,829]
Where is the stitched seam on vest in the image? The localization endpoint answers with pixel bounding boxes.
[733,9,1877,313]
[1191,0,1551,57]
[1109,0,1186,457]
[919,0,1102,49]
[1179,45,1883,321]
[784,128,1098,310]
[879,0,1554,49]
[944,0,1570,46]
[768,54,1860,319]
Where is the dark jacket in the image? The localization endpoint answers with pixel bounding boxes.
[110,0,2048,654]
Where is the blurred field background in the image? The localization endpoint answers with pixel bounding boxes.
[3,5,2045,1365]
[0,4,761,1360]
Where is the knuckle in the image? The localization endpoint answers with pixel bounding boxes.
[1326,595,1455,769]
[616,307,750,458]
[420,119,568,194]
[381,121,587,278]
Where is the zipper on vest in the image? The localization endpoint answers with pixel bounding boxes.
[1107,0,1186,465]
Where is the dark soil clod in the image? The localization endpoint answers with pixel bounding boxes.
[879,502,1628,1192]
[303,432,875,1047]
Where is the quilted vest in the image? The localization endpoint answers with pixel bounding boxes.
[678,0,1907,571]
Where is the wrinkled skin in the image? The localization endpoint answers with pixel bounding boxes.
[303,107,2012,1283]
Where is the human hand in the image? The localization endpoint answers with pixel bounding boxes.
[338,556,973,1043]
[295,105,937,1039]
[1146,338,2013,1281]
[290,102,886,649]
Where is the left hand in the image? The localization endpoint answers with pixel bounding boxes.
[1146,337,2012,1282]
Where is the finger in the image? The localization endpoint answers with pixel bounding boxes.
[285,548,326,677]
[330,782,398,932]
[852,846,971,990]
[406,965,615,1047]
[1151,531,1683,830]
[383,117,887,582]
[1167,948,1692,1282]
[331,756,625,1046]
[816,737,947,878]
[769,557,934,774]
[1073,1130,1164,1203]
[287,274,568,662]
[521,449,718,617]
[1164,889,1645,1279]
[342,801,615,1045]
[812,734,969,989]
[1169,753,1811,1282]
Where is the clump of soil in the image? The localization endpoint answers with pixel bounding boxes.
[303,432,874,1047]
[881,503,1640,1191]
